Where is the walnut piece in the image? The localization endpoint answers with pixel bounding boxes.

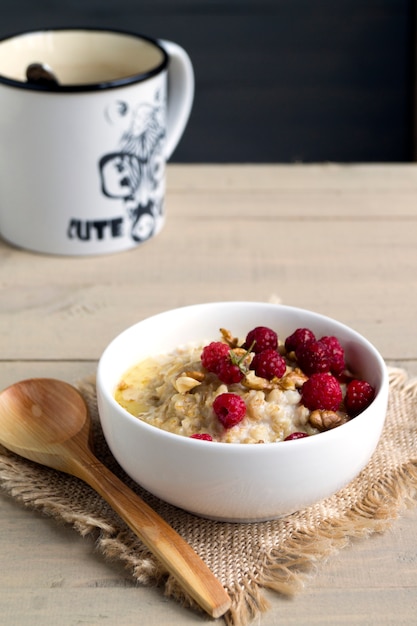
[308,410,346,431]
[279,368,308,390]
[241,370,275,391]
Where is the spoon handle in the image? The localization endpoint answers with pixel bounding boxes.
[71,452,231,618]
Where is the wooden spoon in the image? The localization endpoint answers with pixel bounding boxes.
[0,378,231,618]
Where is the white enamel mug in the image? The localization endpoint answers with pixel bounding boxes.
[0,28,194,255]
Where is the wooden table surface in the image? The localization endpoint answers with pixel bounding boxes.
[1,164,416,625]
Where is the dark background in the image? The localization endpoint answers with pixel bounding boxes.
[0,0,415,163]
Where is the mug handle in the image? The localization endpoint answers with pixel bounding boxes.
[158,40,194,159]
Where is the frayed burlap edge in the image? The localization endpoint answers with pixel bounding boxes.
[0,367,416,626]
[219,468,417,626]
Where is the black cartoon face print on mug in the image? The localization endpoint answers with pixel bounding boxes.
[99,95,165,242]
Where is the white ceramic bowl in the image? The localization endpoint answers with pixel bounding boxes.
[96,302,389,522]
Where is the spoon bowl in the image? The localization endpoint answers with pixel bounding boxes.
[0,378,87,461]
[0,378,230,618]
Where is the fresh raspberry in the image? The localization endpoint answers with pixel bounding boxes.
[201,342,230,372]
[190,433,213,441]
[216,358,244,384]
[244,326,278,354]
[296,340,331,375]
[319,335,345,375]
[284,328,316,353]
[284,432,309,441]
[344,379,375,416]
[301,373,343,411]
[251,349,286,380]
[213,393,246,428]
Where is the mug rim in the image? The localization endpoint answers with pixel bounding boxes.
[0,27,169,92]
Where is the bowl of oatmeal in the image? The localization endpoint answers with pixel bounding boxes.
[96,302,389,522]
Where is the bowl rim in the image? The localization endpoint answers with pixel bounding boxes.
[96,301,389,449]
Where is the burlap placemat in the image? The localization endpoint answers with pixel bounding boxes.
[0,367,416,625]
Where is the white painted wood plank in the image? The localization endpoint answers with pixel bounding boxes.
[1,214,415,360]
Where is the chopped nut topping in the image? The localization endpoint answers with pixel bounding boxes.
[231,347,248,358]
[308,409,346,431]
[174,374,202,394]
[184,370,205,382]
[220,328,240,348]
[241,370,275,391]
[279,368,308,390]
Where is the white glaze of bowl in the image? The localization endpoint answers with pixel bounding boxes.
[96,302,389,522]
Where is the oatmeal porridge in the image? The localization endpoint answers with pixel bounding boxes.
[114,326,375,444]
